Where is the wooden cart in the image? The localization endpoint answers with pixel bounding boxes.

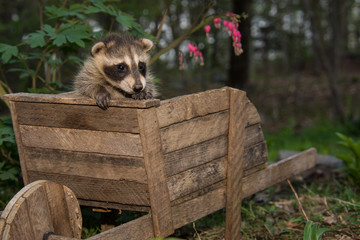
[0,87,316,239]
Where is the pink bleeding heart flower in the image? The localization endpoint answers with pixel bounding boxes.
[213,18,221,28]
[204,25,211,38]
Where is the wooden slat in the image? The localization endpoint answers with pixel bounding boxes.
[245,102,261,127]
[170,180,226,207]
[137,108,174,237]
[164,135,228,177]
[171,187,226,229]
[27,172,150,206]
[43,181,74,237]
[160,110,229,153]
[8,101,29,184]
[244,123,264,148]
[225,89,247,240]
[23,184,53,238]
[5,196,34,240]
[243,141,268,170]
[0,180,82,239]
[24,148,147,184]
[241,148,317,198]
[156,88,229,128]
[19,125,143,157]
[15,102,140,133]
[3,92,160,109]
[78,200,151,212]
[168,157,227,202]
[87,214,154,240]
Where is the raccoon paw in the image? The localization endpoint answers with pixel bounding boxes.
[132,91,153,100]
[95,91,111,110]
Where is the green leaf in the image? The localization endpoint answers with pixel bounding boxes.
[115,11,137,28]
[27,31,46,48]
[0,43,19,63]
[53,34,67,47]
[316,227,331,239]
[303,221,313,240]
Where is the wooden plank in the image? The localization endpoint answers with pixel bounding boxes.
[8,101,29,184]
[160,110,229,153]
[137,108,174,237]
[15,102,140,133]
[23,184,53,239]
[27,172,150,206]
[245,102,261,127]
[25,148,147,184]
[243,141,268,170]
[226,88,247,240]
[168,157,227,202]
[19,125,143,157]
[156,88,229,128]
[170,180,226,207]
[87,214,154,240]
[241,148,317,198]
[171,187,226,229]
[5,197,34,240]
[164,135,228,177]
[3,92,160,109]
[244,123,265,148]
[63,186,82,238]
[78,200,151,212]
[43,181,74,237]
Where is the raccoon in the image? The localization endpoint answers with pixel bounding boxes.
[74,33,158,110]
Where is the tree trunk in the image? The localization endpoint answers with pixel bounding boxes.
[228,0,252,90]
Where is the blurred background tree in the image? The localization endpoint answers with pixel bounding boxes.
[0,0,359,129]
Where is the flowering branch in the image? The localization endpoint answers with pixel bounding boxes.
[150,1,215,64]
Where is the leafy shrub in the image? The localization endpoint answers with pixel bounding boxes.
[336,133,360,184]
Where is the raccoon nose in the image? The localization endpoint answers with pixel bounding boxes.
[133,85,143,93]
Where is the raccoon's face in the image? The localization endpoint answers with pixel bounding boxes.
[91,36,153,95]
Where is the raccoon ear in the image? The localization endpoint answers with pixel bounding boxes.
[138,38,154,53]
[91,42,106,57]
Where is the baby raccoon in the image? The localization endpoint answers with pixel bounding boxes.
[74,33,158,110]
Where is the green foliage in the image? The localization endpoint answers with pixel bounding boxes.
[303,221,331,240]
[0,0,150,96]
[336,133,360,184]
[0,116,22,208]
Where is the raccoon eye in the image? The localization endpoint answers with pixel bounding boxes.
[138,62,146,76]
[118,64,126,71]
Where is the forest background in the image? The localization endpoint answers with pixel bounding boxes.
[0,0,359,239]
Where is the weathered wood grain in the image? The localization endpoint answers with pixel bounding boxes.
[3,92,160,108]
[245,102,261,127]
[170,180,226,207]
[87,214,154,240]
[243,141,268,170]
[137,108,174,237]
[168,157,227,201]
[225,88,247,240]
[0,180,82,239]
[27,172,150,206]
[22,184,53,238]
[78,200,151,212]
[171,187,226,229]
[15,102,140,133]
[157,88,229,128]
[244,123,265,148]
[8,101,29,184]
[19,125,143,157]
[164,135,228,177]
[160,110,229,153]
[241,148,317,198]
[24,147,147,184]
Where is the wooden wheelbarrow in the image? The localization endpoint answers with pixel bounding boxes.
[0,87,316,239]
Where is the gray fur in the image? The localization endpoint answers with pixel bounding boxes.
[74,33,158,110]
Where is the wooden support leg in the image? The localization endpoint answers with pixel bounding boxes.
[226,89,247,240]
[137,107,174,238]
